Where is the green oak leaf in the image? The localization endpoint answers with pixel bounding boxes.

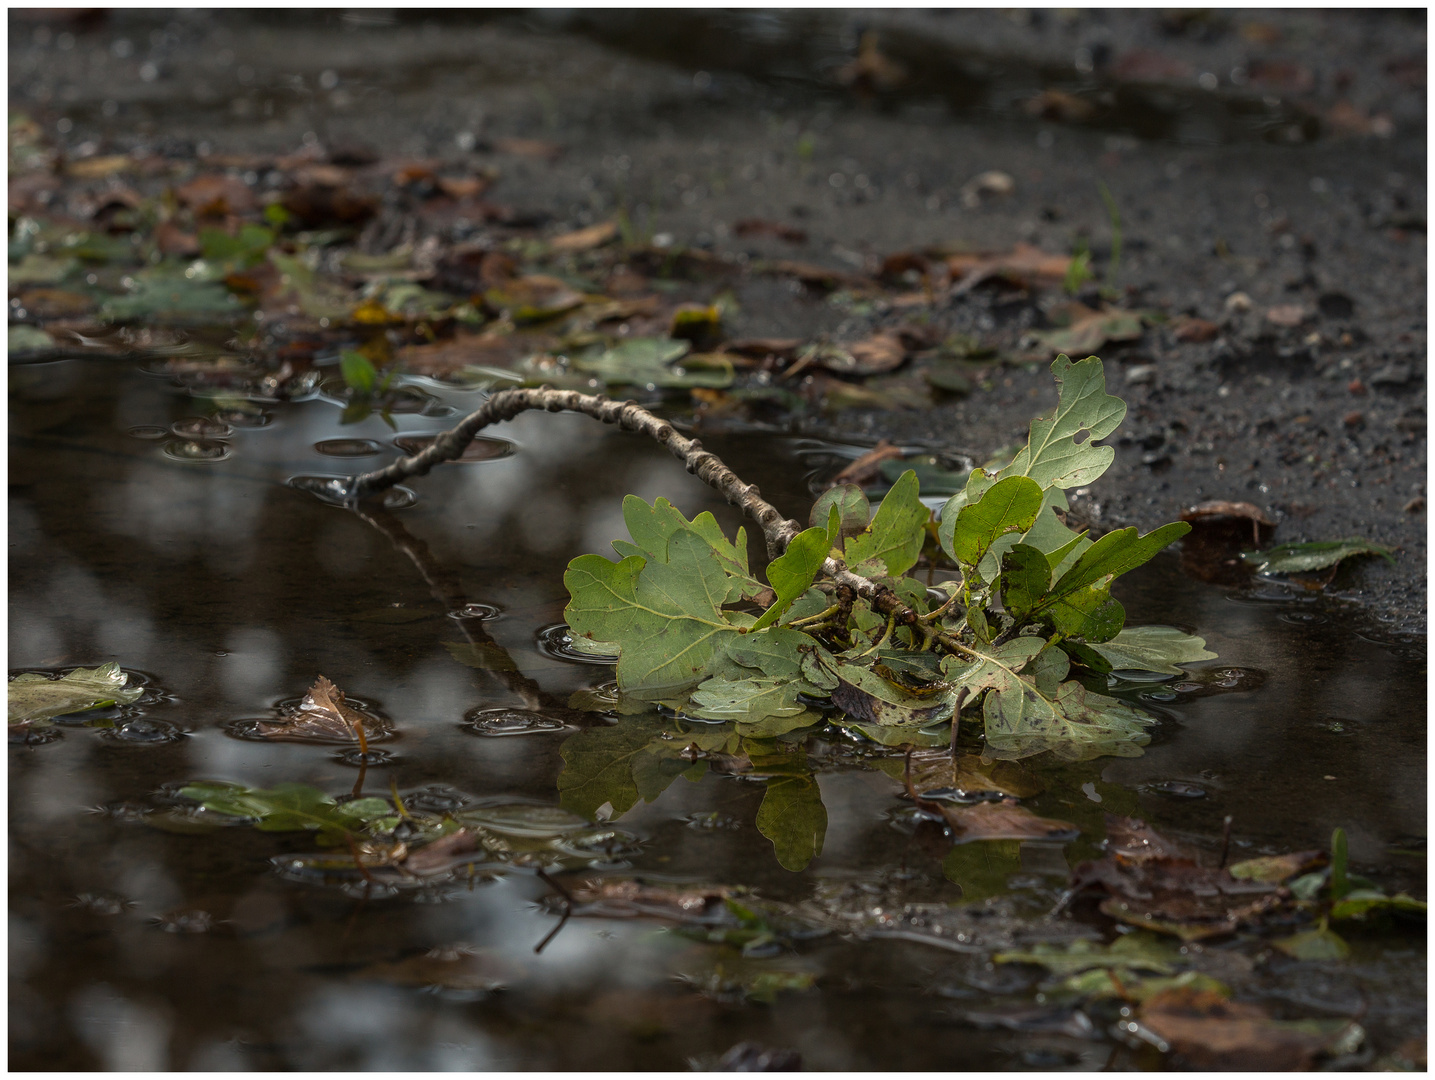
[1003,353,1127,491]
[564,529,740,692]
[999,543,1052,618]
[810,484,870,542]
[556,715,670,819]
[1044,583,1125,643]
[1091,626,1217,675]
[1242,540,1396,575]
[815,652,957,728]
[616,495,758,601]
[9,663,143,724]
[726,626,821,681]
[1044,522,1191,601]
[843,469,929,578]
[942,641,1153,761]
[940,474,1044,566]
[750,525,832,631]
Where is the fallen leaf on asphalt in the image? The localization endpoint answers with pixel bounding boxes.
[1264,304,1309,328]
[732,218,808,244]
[947,243,1072,294]
[176,174,258,217]
[1172,315,1220,343]
[1031,304,1150,356]
[828,440,904,487]
[1137,986,1362,1070]
[548,220,618,253]
[1180,500,1276,545]
[483,275,586,323]
[254,676,390,744]
[398,331,553,377]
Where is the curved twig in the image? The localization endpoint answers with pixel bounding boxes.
[344,387,932,639]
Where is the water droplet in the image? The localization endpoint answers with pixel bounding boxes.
[393,434,516,463]
[127,425,169,439]
[315,438,382,457]
[162,438,231,462]
[448,603,500,621]
[288,475,356,504]
[463,707,568,736]
[402,784,478,814]
[212,408,272,428]
[1144,780,1207,798]
[333,747,396,767]
[535,624,619,664]
[171,416,232,439]
[380,486,417,510]
[551,828,644,860]
[99,718,186,745]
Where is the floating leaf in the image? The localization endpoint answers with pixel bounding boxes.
[1091,625,1217,675]
[253,676,390,744]
[179,781,399,844]
[1273,925,1350,961]
[1137,986,1362,1070]
[9,663,143,724]
[575,336,733,389]
[1330,890,1427,921]
[483,274,584,322]
[687,675,809,723]
[940,799,1079,844]
[843,469,929,578]
[995,933,1181,977]
[1242,540,1396,575]
[1227,850,1327,884]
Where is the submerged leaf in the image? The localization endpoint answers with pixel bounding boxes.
[179,781,399,842]
[9,663,143,724]
[1242,539,1396,575]
[940,798,1080,844]
[1091,625,1217,675]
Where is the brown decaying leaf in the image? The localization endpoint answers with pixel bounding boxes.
[941,798,1079,844]
[721,338,803,362]
[548,220,618,253]
[1069,815,1286,940]
[732,218,808,244]
[947,243,1072,294]
[280,183,379,229]
[1180,501,1275,528]
[566,879,733,921]
[254,676,388,745]
[400,828,487,875]
[155,221,201,257]
[828,439,903,487]
[398,331,553,377]
[1172,315,1221,343]
[176,174,258,217]
[1138,987,1352,1070]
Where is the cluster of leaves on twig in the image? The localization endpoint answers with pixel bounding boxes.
[564,355,1212,762]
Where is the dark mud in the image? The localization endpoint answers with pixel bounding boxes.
[10,7,1425,623]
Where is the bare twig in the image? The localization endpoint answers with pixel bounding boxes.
[340,387,934,636]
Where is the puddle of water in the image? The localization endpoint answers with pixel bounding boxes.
[9,358,1425,1070]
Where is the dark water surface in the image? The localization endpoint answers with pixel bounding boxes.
[9,359,1426,1070]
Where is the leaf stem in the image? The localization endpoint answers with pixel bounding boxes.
[788,603,842,628]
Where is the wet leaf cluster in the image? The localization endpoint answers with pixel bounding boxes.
[564,356,1209,767]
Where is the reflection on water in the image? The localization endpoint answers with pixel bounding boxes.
[10,359,1426,1069]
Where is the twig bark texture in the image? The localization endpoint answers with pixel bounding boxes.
[349,387,932,636]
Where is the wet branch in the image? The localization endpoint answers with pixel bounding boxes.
[346,387,933,634]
